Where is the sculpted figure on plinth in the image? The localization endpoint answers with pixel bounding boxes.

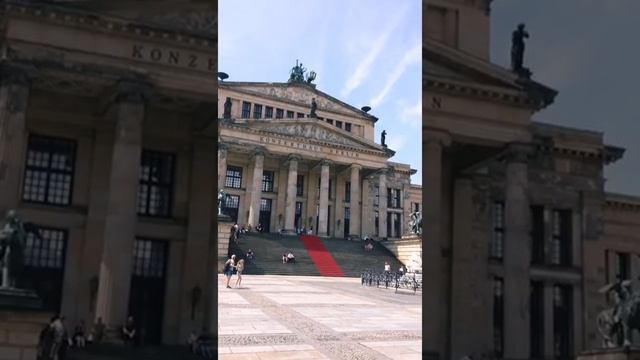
[0,210,41,289]
[217,189,226,216]
[408,211,422,236]
[597,280,640,347]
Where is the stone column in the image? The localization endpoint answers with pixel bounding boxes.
[503,142,532,360]
[0,64,31,213]
[180,138,215,340]
[94,80,148,336]
[450,177,486,359]
[283,155,300,233]
[247,149,264,227]
[349,164,361,237]
[217,143,228,191]
[318,160,330,237]
[423,130,451,357]
[378,170,388,239]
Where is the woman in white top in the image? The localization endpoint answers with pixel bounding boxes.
[234,259,245,288]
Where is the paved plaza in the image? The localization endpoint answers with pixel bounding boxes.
[218,275,422,360]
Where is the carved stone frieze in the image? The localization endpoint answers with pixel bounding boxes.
[258,123,362,148]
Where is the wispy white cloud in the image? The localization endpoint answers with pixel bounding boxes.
[370,43,421,107]
[397,99,421,128]
[340,4,410,98]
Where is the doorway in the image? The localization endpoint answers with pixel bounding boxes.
[128,239,168,345]
[259,198,272,232]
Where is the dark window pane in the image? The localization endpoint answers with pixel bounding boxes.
[22,135,76,206]
[242,102,251,118]
[225,166,243,189]
[286,110,294,119]
[345,123,352,132]
[253,104,263,119]
[262,170,274,192]
[296,175,304,196]
[276,108,284,119]
[265,106,273,118]
[137,150,175,217]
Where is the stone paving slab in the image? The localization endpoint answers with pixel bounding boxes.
[218,275,422,359]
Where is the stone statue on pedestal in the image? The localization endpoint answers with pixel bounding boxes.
[217,189,226,216]
[0,210,41,289]
[596,279,640,347]
[310,98,317,118]
[408,211,422,236]
[511,23,532,78]
[381,130,387,147]
[223,97,232,119]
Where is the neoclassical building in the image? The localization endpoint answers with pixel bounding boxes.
[0,0,215,345]
[217,71,421,241]
[425,1,640,359]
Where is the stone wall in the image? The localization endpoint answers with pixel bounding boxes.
[0,310,50,360]
[218,218,233,272]
[382,235,422,269]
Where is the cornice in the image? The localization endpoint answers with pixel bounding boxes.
[425,77,535,108]
[219,121,388,158]
[4,1,215,50]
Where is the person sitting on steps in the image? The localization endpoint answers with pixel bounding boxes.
[286,251,296,264]
[246,249,254,261]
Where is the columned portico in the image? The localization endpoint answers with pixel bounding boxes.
[284,155,300,233]
[247,149,265,228]
[95,80,147,335]
[318,160,331,237]
[349,164,362,237]
[503,142,533,360]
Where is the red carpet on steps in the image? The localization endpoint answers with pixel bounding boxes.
[300,235,345,277]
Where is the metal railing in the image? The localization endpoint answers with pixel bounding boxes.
[360,269,422,294]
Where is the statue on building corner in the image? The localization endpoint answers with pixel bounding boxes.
[310,98,317,118]
[0,210,41,289]
[223,97,232,119]
[381,130,387,147]
[510,23,531,78]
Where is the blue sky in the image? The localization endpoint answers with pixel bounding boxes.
[219,0,422,185]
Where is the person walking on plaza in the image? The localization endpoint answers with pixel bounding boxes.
[224,255,236,288]
[384,261,391,272]
[234,259,245,288]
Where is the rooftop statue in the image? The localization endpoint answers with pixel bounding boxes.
[0,210,42,289]
[510,23,531,78]
[597,279,640,347]
[310,98,317,118]
[288,60,316,84]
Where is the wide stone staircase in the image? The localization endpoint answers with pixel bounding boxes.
[227,233,403,277]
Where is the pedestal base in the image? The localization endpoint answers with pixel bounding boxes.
[0,288,43,310]
[0,289,49,360]
[578,347,640,360]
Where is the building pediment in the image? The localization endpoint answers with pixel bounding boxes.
[219,82,377,122]
[222,119,390,156]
